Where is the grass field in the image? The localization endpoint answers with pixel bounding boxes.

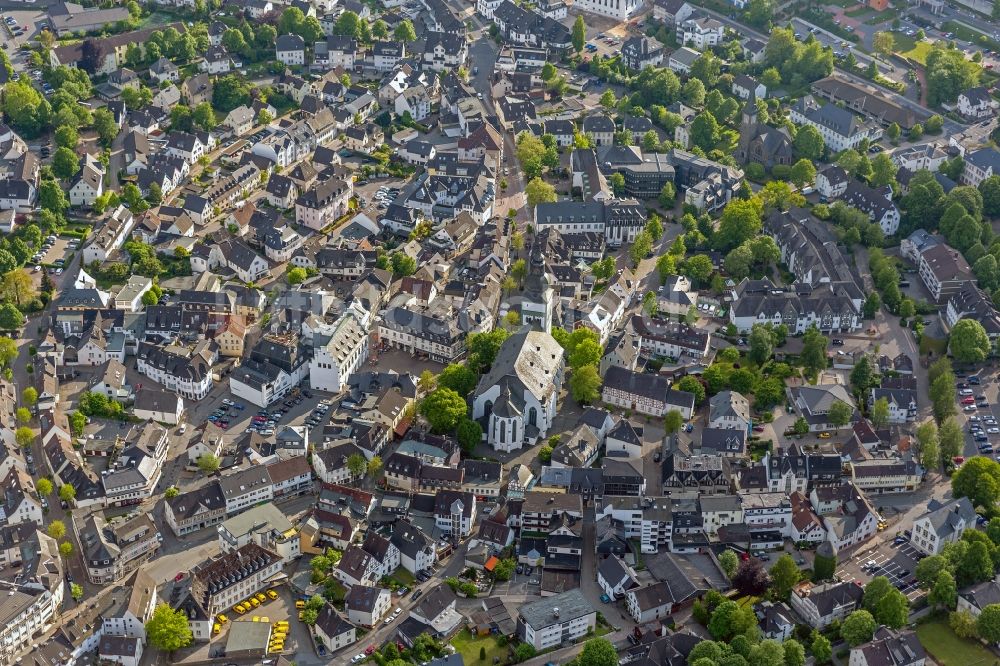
[451,630,510,666]
[864,8,896,24]
[892,32,935,64]
[915,620,995,666]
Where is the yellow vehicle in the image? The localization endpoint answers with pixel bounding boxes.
[233,604,247,614]
[818,432,832,439]
[295,600,306,609]
[217,614,228,624]
[273,629,286,638]
[213,623,221,635]
[298,611,305,620]
[275,622,289,630]
[267,589,279,600]
[260,617,269,624]
[255,592,267,603]
[270,643,284,653]
[249,598,261,608]
[269,646,282,654]
[252,616,261,622]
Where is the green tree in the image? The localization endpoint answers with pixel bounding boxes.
[438,364,478,396]
[978,604,1000,643]
[748,324,774,365]
[286,267,307,285]
[578,638,617,666]
[801,326,829,375]
[572,15,586,53]
[793,124,825,161]
[938,415,964,464]
[197,453,220,474]
[14,427,33,449]
[69,412,86,437]
[783,640,805,666]
[455,418,482,454]
[466,329,510,373]
[929,570,957,610]
[708,600,757,641]
[52,147,80,181]
[47,520,66,540]
[950,319,991,363]
[916,555,950,589]
[870,153,898,188]
[682,255,714,286]
[827,400,853,428]
[718,550,739,579]
[569,365,602,404]
[346,453,366,479]
[664,409,683,435]
[36,478,52,496]
[952,456,1000,509]
[0,303,23,331]
[629,230,653,267]
[525,177,557,209]
[15,408,30,425]
[873,31,895,57]
[769,554,800,600]
[812,634,832,664]
[915,419,940,471]
[789,158,816,187]
[952,609,979,638]
[393,19,417,42]
[54,124,78,150]
[419,388,468,433]
[659,182,676,208]
[690,111,720,152]
[146,603,194,652]
[870,396,891,430]
[675,375,706,404]
[714,197,763,252]
[841,610,877,646]
[192,102,216,131]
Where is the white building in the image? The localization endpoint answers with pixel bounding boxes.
[910,496,976,555]
[471,330,565,452]
[678,16,724,49]
[309,313,368,393]
[517,589,597,651]
[573,0,641,20]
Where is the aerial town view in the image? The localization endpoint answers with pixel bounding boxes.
[7,0,1000,662]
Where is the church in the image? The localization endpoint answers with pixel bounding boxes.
[736,93,793,169]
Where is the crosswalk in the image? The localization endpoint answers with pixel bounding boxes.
[835,541,926,602]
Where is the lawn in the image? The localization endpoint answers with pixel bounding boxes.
[451,630,511,666]
[390,567,415,586]
[916,620,995,666]
[892,32,935,64]
[864,8,896,23]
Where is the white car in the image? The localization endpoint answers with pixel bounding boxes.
[384,616,393,625]
[988,427,999,434]
[960,389,975,396]
[965,404,978,412]
[971,415,982,421]
[351,655,366,663]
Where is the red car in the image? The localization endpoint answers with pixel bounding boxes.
[365,646,376,655]
[174,572,185,582]
[962,396,975,404]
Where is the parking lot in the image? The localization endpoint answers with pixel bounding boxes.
[836,538,925,602]
[37,235,76,268]
[171,583,315,662]
[958,372,1000,460]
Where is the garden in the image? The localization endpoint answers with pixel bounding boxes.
[915,618,996,666]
